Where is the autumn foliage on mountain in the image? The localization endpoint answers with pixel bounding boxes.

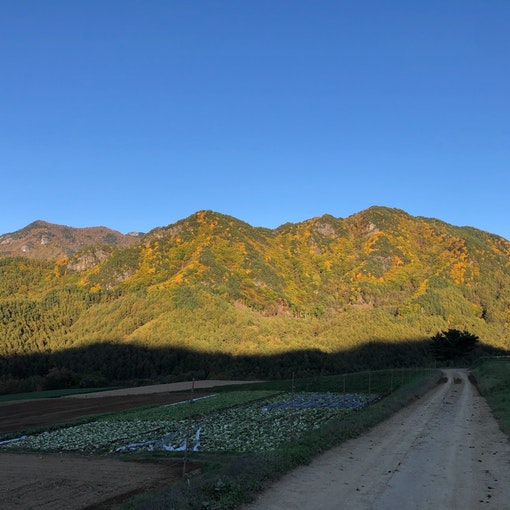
[1,206,509,390]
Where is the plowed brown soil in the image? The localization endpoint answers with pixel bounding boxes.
[0,391,207,436]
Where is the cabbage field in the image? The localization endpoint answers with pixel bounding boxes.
[0,390,377,454]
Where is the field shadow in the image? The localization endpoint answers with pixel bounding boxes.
[1,338,508,394]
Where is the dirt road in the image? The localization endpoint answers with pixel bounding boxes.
[244,369,510,510]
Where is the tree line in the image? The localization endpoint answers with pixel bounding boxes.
[0,333,503,395]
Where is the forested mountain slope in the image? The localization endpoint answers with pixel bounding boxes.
[1,206,509,386]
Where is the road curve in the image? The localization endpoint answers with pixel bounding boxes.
[243,369,510,510]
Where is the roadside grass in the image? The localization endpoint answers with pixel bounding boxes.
[471,357,510,436]
[116,368,440,510]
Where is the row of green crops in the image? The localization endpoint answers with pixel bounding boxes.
[0,391,376,454]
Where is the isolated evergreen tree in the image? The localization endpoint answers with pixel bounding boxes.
[430,328,479,363]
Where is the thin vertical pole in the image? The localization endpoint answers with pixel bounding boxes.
[290,371,295,442]
[183,378,195,479]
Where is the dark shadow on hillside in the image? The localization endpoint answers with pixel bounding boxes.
[0,339,508,394]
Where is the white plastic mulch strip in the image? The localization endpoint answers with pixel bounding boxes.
[115,427,201,453]
[163,394,219,407]
[0,435,27,445]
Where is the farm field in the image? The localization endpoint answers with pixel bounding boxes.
[0,379,257,435]
[0,380,256,509]
[0,452,189,510]
[2,370,484,509]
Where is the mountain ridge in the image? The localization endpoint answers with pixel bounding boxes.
[1,206,509,379]
[2,206,508,262]
[0,220,143,260]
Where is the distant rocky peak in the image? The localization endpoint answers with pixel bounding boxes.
[0,220,140,261]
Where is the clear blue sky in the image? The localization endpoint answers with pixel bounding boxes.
[1,1,509,239]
